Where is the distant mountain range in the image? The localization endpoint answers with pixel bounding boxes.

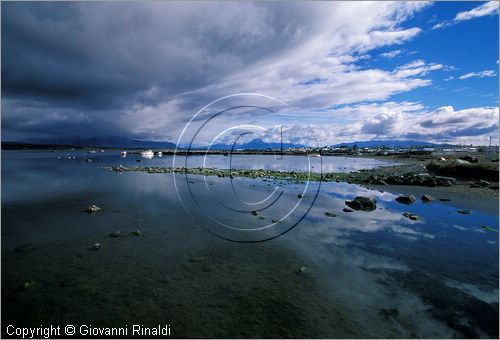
[209,138,304,150]
[331,140,451,148]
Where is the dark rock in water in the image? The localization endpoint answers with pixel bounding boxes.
[14,243,41,253]
[366,172,454,187]
[92,243,101,250]
[439,198,451,202]
[395,194,416,205]
[251,211,258,216]
[402,212,419,220]
[298,194,303,199]
[298,266,307,273]
[136,159,142,162]
[86,158,93,163]
[131,230,141,236]
[325,212,337,217]
[345,196,377,211]
[110,231,121,237]
[272,219,280,223]
[457,209,471,215]
[421,194,434,202]
[481,225,498,232]
[343,208,354,213]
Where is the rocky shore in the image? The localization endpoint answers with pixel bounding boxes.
[104,157,498,190]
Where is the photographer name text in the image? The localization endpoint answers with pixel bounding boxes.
[6,324,171,338]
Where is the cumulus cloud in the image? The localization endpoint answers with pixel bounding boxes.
[1,1,440,143]
[432,1,498,29]
[330,104,499,144]
[2,1,496,146]
[458,70,497,80]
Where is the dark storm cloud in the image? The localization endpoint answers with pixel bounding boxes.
[2,2,305,110]
[1,1,313,140]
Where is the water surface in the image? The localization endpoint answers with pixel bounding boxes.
[2,150,498,338]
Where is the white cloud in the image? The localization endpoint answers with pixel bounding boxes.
[455,1,499,21]
[459,70,497,80]
[432,1,498,29]
[380,49,403,59]
[319,104,499,145]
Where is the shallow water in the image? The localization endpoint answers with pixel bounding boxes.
[1,150,498,338]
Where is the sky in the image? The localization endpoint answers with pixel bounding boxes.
[1,1,499,146]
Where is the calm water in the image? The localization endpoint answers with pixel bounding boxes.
[2,150,498,338]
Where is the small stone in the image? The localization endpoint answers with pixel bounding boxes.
[298,194,303,199]
[131,230,142,236]
[251,211,258,216]
[457,209,471,215]
[403,212,419,220]
[299,266,307,273]
[258,216,265,220]
[481,225,498,232]
[439,198,451,202]
[343,208,354,213]
[22,281,36,289]
[325,212,337,217]
[395,194,416,205]
[272,219,280,223]
[87,204,102,213]
[92,243,101,250]
[421,194,434,202]
[110,231,121,238]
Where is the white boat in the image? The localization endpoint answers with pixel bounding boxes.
[156,151,163,157]
[121,151,127,156]
[88,150,96,154]
[308,153,321,157]
[141,150,154,159]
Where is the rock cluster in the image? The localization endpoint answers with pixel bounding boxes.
[365,174,455,187]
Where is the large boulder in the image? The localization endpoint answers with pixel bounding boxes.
[345,196,377,211]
